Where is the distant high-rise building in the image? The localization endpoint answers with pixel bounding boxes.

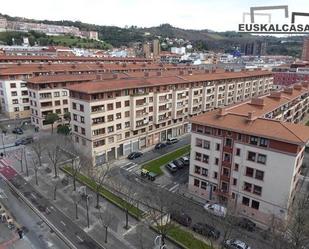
[241,41,267,56]
[302,37,309,61]
[143,43,151,59]
[153,39,161,58]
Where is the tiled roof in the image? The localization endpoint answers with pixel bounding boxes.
[191,110,309,145]
[27,74,97,84]
[66,70,272,94]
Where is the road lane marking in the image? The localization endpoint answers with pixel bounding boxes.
[60,221,66,226]
[76,235,83,242]
[168,184,179,192]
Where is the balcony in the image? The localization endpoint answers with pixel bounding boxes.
[136,112,148,118]
[159,98,170,103]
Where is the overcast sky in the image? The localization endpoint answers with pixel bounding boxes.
[1,0,309,31]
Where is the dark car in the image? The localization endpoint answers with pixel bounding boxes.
[192,222,220,240]
[154,142,167,150]
[15,137,34,146]
[165,163,178,173]
[166,138,179,145]
[179,156,190,166]
[237,217,256,232]
[12,128,23,135]
[127,152,143,160]
[173,159,184,169]
[170,211,192,227]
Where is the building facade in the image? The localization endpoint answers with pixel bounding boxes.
[67,69,273,165]
[189,82,309,226]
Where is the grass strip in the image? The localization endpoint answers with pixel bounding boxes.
[142,145,190,175]
[61,166,143,218]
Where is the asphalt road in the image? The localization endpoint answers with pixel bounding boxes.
[0,161,106,249]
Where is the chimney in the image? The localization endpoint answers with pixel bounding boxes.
[247,112,255,121]
[217,107,226,117]
[113,74,118,79]
[144,71,149,77]
[293,84,302,90]
[283,88,293,94]
[179,70,184,76]
[269,92,282,99]
[156,71,162,76]
[250,98,264,106]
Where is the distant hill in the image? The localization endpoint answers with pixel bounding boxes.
[0,13,304,57]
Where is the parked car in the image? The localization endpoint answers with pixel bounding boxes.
[223,239,251,249]
[204,203,227,218]
[166,137,179,145]
[170,211,192,227]
[12,128,23,135]
[127,152,143,160]
[192,222,220,239]
[154,142,167,150]
[237,217,256,232]
[172,159,184,169]
[179,156,189,166]
[165,163,178,173]
[15,136,34,146]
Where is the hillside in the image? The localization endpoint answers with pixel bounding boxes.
[0,13,304,57]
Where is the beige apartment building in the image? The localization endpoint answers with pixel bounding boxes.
[189,82,309,226]
[67,69,273,165]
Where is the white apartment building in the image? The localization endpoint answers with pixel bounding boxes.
[189,83,309,226]
[67,69,273,165]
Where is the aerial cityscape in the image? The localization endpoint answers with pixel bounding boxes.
[0,1,309,249]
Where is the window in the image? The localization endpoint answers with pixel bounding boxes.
[107,104,113,111]
[202,168,208,176]
[117,134,122,141]
[234,163,239,171]
[55,100,60,106]
[116,102,121,108]
[14,107,19,112]
[82,139,86,146]
[63,99,68,105]
[236,148,241,156]
[12,99,18,104]
[116,113,121,119]
[233,178,237,185]
[108,126,114,133]
[247,151,256,162]
[116,123,122,130]
[194,166,201,174]
[74,125,78,132]
[223,153,231,162]
[55,109,61,114]
[54,92,60,97]
[215,158,219,165]
[11,91,17,96]
[222,167,229,177]
[125,111,130,117]
[213,172,218,179]
[24,106,30,111]
[195,152,201,161]
[107,114,114,122]
[201,181,207,190]
[237,133,242,140]
[242,197,250,206]
[245,167,254,177]
[93,139,105,148]
[108,137,114,143]
[62,91,67,96]
[80,104,84,112]
[125,100,130,107]
[202,154,209,164]
[125,121,130,128]
[72,102,77,110]
[194,179,200,187]
[10,83,16,88]
[259,138,268,147]
[251,200,260,210]
[216,143,220,151]
[255,170,264,181]
[81,128,85,135]
[81,116,85,124]
[244,182,252,192]
[253,185,262,196]
[250,136,258,145]
[257,154,267,164]
[73,114,77,121]
[125,132,130,138]
[196,138,203,147]
[75,136,79,143]
[203,140,210,149]
[225,138,232,147]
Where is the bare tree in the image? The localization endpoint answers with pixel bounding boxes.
[14,148,24,173]
[98,207,115,244]
[23,146,29,177]
[31,138,46,168]
[46,138,63,178]
[31,158,39,186]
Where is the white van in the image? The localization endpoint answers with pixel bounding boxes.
[203,203,227,217]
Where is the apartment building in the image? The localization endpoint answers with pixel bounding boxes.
[67,69,273,165]
[189,82,309,225]
[27,74,96,129]
[0,62,198,118]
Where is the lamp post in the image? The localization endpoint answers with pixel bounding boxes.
[1,132,6,157]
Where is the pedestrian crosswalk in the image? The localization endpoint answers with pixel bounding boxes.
[121,162,139,172]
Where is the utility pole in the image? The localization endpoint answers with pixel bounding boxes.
[86,195,90,228]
